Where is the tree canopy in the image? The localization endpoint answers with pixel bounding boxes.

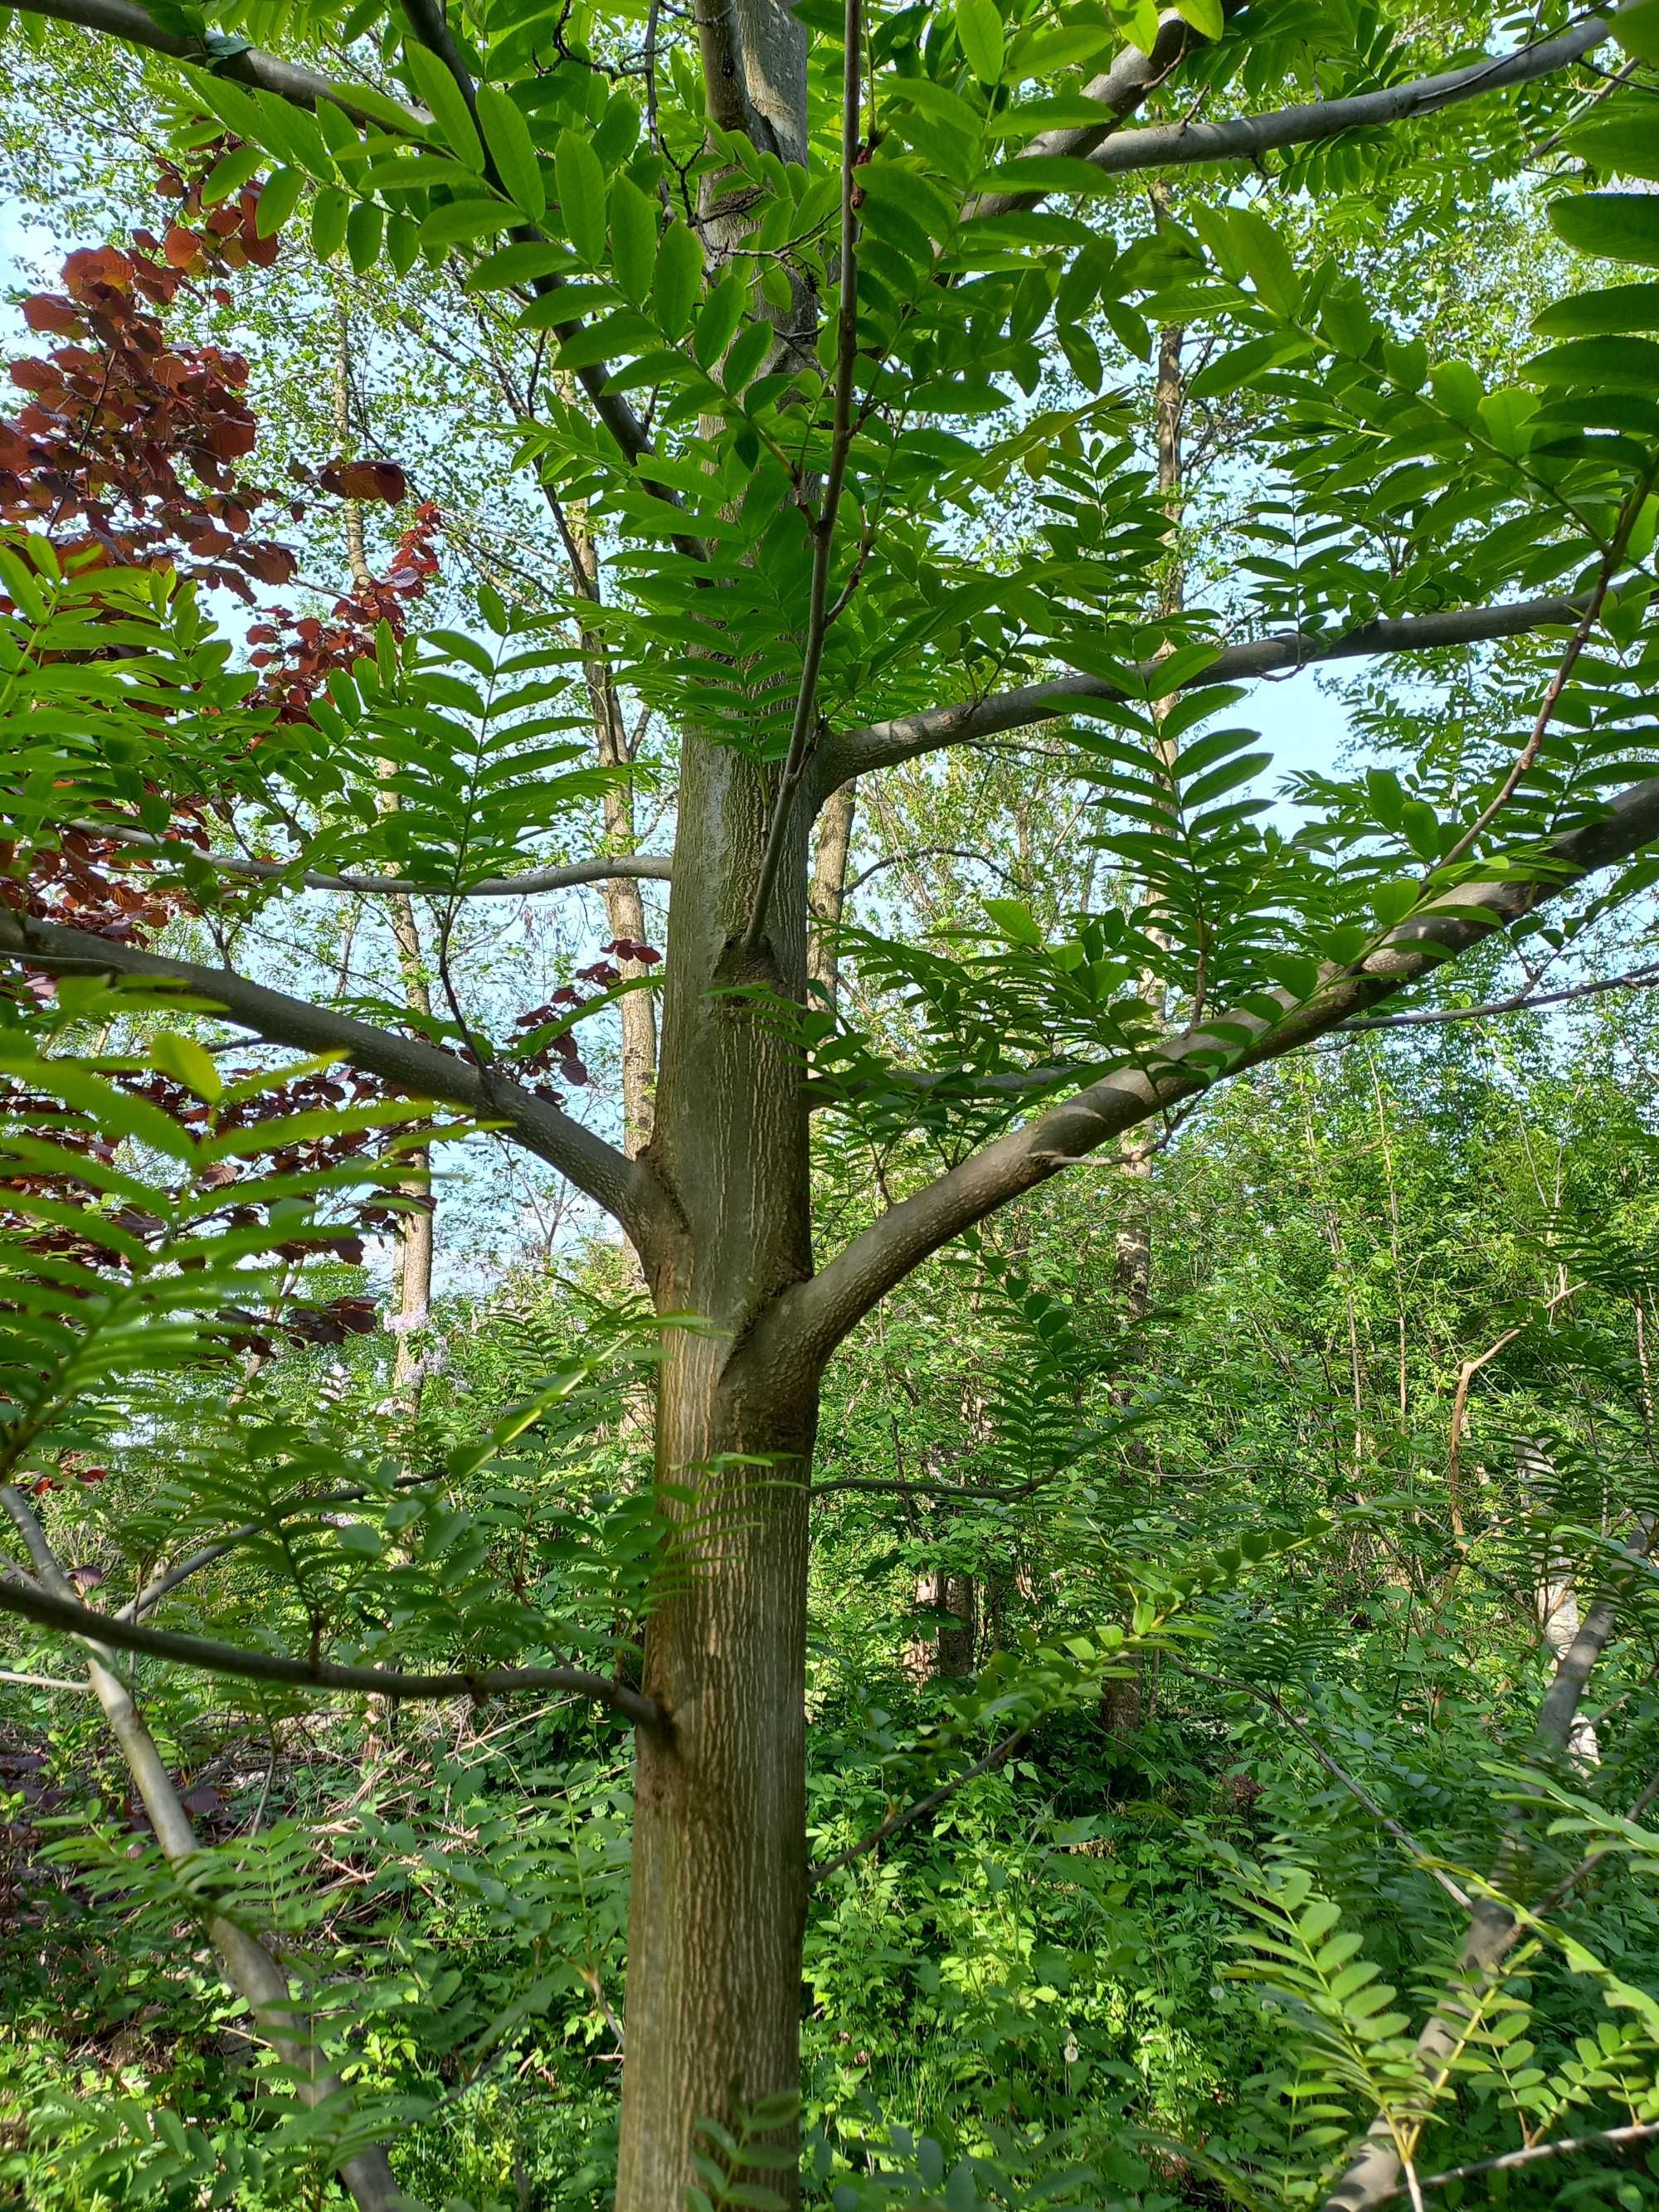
[3,0,1659,2205]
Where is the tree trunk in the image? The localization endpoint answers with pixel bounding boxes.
[608,5,820,2194]
[909,1568,975,1678]
[337,304,435,1407]
[565,491,659,1156]
[620,1334,815,2205]
[617,722,817,2207]
[1520,1440,1601,1765]
[807,778,856,1009]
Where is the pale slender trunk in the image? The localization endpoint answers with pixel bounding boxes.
[1520,1440,1600,1765]
[336,307,435,1406]
[807,778,856,1009]
[1322,1516,1655,2211]
[562,488,659,1156]
[1105,301,1185,1738]
[383,891,435,1404]
[909,1568,975,1675]
[0,1490,418,2212]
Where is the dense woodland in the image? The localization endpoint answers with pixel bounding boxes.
[2,0,1659,2205]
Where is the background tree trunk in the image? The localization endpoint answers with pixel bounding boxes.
[807,779,856,1009]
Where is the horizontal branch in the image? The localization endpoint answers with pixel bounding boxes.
[69,820,674,900]
[1388,2122,1659,2200]
[810,1471,1053,1501]
[0,1572,667,1730]
[0,1665,90,1692]
[819,594,1589,790]
[0,909,664,1243]
[762,771,1659,1377]
[0,0,426,126]
[1080,11,1616,182]
[1335,959,1659,1033]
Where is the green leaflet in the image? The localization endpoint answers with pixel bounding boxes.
[555,128,607,265]
[609,173,657,304]
[1525,335,1659,391]
[652,219,704,338]
[1550,192,1659,268]
[476,84,546,219]
[692,270,748,372]
[402,40,485,171]
[418,195,518,250]
[956,0,1005,84]
[309,184,349,261]
[1612,0,1659,61]
[1534,281,1659,337]
[1567,112,1659,184]
[346,198,383,272]
[254,165,304,239]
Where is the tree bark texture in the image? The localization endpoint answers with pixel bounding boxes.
[617,705,819,2206]
[807,778,856,1009]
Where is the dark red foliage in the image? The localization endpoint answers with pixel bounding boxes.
[2,155,437,967]
[508,937,660,1095]
[0,1058,426,1391]
[602,936,662,967]
[253,501,441,722]
[0,164,291,598]
[0,163,449,1402]
[317,458,407,504]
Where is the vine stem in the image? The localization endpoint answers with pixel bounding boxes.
[739,0,862,960]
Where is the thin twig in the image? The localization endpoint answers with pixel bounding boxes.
[1382,2119,1659,2198]
[1440,463,1657,868]
[58,821,674,899]
[1336,960,1659,1033]
[1170,1660,1472,1908]
[809,1725,1029,1883]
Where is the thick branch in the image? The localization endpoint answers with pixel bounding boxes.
[963,4,1217,221]
[0,910,662,1242]
[0,1569,667,1730]
[819,595,1589,791]
[0,0,425,124]
[762,772,1659,1377]
[67,820,674,899]
[1076,12,1616,183]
